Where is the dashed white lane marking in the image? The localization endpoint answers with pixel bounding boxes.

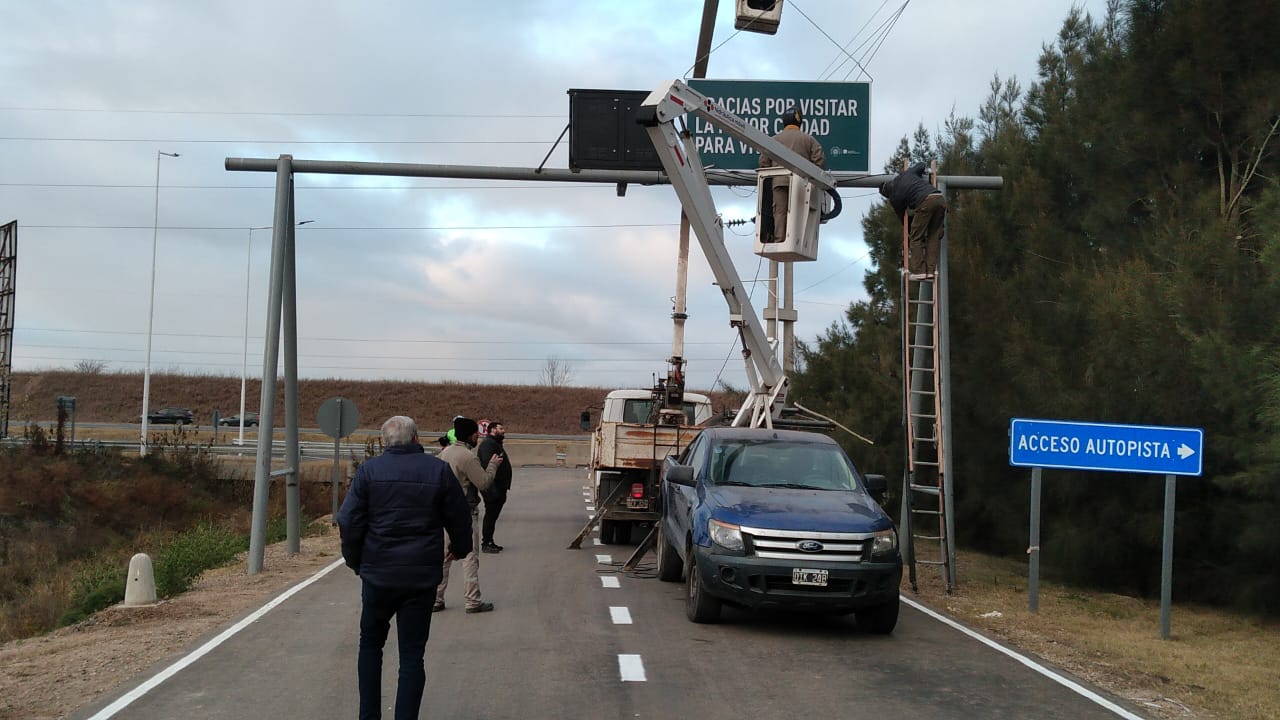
[609,606,633,625]
[600,576,620,588]
[618,654,647,682]
[585,506,595,512]
[592,538,603,546]
[595,554,612,564]
[900,597,1145,720]
[86,558,346,719]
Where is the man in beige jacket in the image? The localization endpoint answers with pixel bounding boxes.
[758,106,826,244]
[434,416,503,613]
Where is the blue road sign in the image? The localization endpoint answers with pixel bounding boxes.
[1009,418,1204,476]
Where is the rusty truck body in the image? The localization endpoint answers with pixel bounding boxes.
[588,389,714,544]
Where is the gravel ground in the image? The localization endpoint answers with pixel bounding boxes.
[0,528,342,720]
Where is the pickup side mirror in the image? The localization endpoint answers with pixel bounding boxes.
[665,464,696,487]
[864,473,887,502]
[579,410,592,432]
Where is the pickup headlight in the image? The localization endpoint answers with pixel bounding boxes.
[870,529,898,560]
[708,519,744,552]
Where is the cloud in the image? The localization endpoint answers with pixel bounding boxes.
[1,0,1109,389]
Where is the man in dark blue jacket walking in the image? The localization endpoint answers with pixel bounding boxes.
[337,415,472,720]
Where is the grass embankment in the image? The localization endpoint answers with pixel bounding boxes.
[0,426,334,643]
[9,369,741,436]
[909,551,1280,720]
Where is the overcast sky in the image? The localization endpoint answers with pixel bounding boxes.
[1,0,1106,390]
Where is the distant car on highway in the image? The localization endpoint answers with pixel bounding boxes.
[218,412,259,427]
[147,407,194,425]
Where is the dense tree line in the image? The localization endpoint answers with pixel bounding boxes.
[795,0,1280,614]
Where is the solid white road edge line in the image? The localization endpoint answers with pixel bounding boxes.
[618,654,646,682]
[600,576,620,588]
[900,596,1145,720]
[86,557,347,720]
[609,606,633,624]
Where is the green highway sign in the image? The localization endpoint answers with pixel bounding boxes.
[687,79,869,172]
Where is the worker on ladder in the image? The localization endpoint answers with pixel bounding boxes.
[880,162,946,279]
[758,106,825,243]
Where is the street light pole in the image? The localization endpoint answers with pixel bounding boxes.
[238,226,260,447]
[239,220,312,446]
[140,150,180,456]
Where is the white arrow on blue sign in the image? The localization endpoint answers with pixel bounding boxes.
[1009,418,1204,476]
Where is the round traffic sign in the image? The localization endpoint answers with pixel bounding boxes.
[317,397,360,439]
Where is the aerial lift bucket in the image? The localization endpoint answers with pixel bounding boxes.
[754,167,821,262]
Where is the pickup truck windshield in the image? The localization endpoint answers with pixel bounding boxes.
[709,440,860,491]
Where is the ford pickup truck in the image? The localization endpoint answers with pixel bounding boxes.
[657,427,901,632]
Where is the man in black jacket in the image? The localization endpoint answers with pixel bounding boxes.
[879,162,946,277]
[337,415,472,720]
[477,420,513,553]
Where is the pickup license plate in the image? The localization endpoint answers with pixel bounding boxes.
[626,498,648,509]
[792,568,828,587]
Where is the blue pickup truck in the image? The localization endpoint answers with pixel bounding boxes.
[657,427,902,632]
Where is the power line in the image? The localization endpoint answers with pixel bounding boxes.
[16,343,733,363]
[710,254,767,392]
[0,182,611,190]
[14,355,741,376]
[790,0,874,81]
[0,136,554,145]
[5,183,877,196]
[21,223,679,231]
[844,2,909,82]
[16,326,730,345]
[797,249,873,293]
[0,106,562,119]
[816,0,891,80]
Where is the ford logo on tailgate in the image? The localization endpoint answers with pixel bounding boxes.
[796,540,824,553]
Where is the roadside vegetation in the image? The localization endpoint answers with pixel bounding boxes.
[794,0,1280,618]
[910,550,1280,720]
[0,426,330,643]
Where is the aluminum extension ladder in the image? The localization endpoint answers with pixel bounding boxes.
[898,160,954,594]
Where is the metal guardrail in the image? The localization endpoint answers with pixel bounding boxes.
[0,433,587,461]
[0,435,369,460]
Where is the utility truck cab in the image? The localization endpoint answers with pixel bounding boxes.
[598,389,715,426]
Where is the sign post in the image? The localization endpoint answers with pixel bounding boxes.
[1161,474,1176,639]
[1009,418,1203,638]
[317,397,360,522]
[1028,466,1042,613]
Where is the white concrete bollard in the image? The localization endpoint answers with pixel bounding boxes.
[123,552,157,606]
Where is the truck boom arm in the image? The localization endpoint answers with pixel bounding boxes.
[638,79,834,428]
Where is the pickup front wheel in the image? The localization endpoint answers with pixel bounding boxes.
[685,554,721,623]
[855,596,900,634]
[656,523,683,582]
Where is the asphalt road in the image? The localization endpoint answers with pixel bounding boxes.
[75,467,1145,720]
